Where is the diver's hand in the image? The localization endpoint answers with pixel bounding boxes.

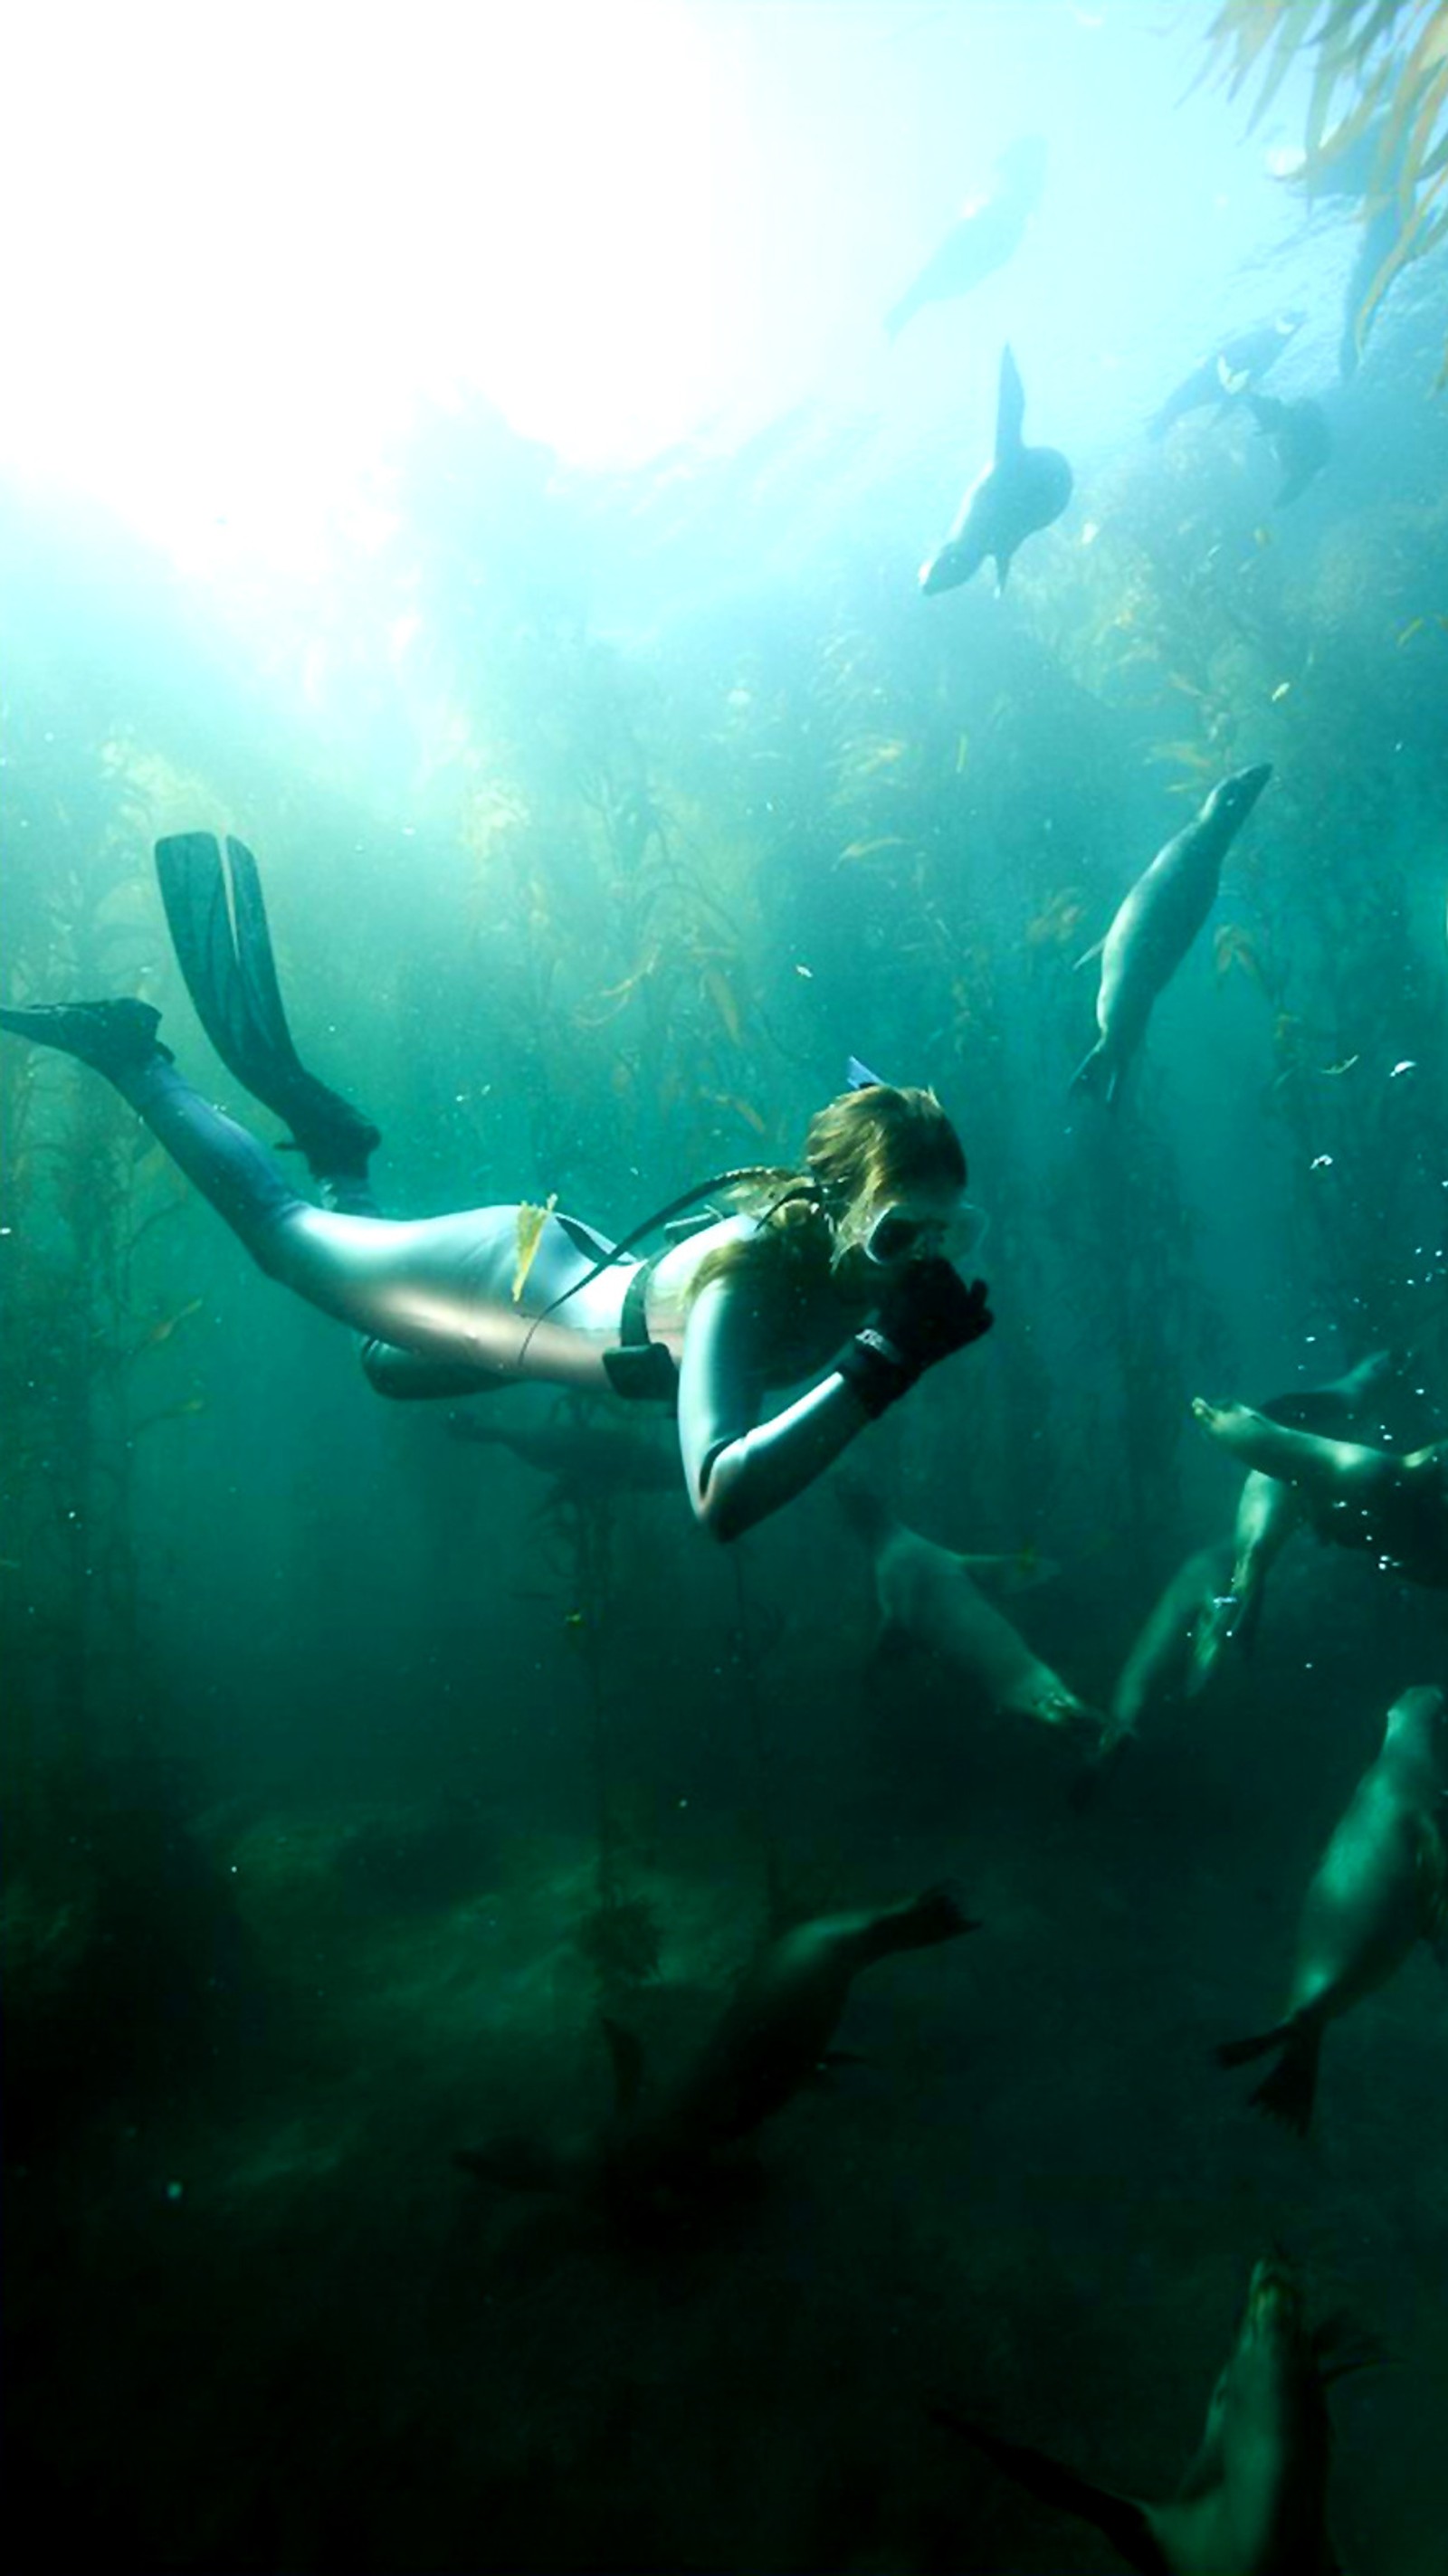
[837,1259,994,1419]
[880,1258,993,1370]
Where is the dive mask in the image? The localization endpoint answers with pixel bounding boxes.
[862,1195,988,1270]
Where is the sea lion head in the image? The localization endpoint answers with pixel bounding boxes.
[1205,762,1272,832]
[919,536,979,596]
[1384,1682,1448,1770]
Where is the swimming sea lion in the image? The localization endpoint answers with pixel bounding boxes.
[1148,311,1305,439]
[1189,1352,1396,1687]
[933,2249,1349,2574]
[455,1883,977,2201]
[1246,391,1332,508]
[884,135,1047,341]
[1191,1398,1448,1588]
[1071,763,1272,1107]
[839,1483,1105,1740]
[1217,1683,1448,2134]
[1187,1472,1300,1693]
[919,345,1072,596]
[1111,1536,1235,1735]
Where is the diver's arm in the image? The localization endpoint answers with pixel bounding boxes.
[677,1260,993,1543]
[677,1278,874,1545]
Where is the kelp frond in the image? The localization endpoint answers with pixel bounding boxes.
[1200,2,1448,374]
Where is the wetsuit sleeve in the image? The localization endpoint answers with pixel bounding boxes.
[677,1275,874,1544]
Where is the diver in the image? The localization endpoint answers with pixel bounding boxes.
[1,833,994,1545]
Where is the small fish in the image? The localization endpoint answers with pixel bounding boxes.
[836,835,908,865]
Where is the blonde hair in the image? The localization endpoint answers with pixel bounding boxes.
[688,1084,967,1342]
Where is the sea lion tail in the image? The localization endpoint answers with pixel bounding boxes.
[929,2410,1170,2576]
[1216,2020,1320,2136]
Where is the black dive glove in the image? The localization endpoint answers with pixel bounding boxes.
[836,1258,994,1420]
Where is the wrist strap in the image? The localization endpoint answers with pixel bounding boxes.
[836,1326,913,1420]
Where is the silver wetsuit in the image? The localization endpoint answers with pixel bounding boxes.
[123,1054,874,1542]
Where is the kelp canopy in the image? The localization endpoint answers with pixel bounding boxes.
[1201,0,1448,371]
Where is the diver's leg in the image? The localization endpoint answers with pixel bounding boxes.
[0,1001,319,1263]
[1,1003,615,1383]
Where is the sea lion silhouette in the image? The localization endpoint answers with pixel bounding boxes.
[884,135,1046,341]
[919,345,1072,597]
[456,1884,977,2203]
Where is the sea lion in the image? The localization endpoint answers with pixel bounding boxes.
[1187,1472,1300,1693]
[884,135,1047,341]
[919,345,1072,597]
[1189,1352,1396,1687]
[933,2249,1351,2574]
[455,1883,977,2202]
[1191,1397,1448,1588]
[1111,1537,1235,1735]
[1246,391,1332,507]
[1148,311,1305,439]
[1071,763,1272,1106]
[839,1483,1105,1741]
[1217,1683,1448,2134]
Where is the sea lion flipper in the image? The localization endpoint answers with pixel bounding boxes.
[1069,1036,1112,1099]
[599,2014,647,2115]
[929,2410,1170,2576]
[1310,2311,1385,2381]
[1223,2022,1319,2135]
[994,344,1025,460]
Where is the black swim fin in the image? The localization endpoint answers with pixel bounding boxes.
[0,997,170,1078]
[155,833,380,1179]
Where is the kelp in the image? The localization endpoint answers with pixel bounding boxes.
[1200,1,1448,374]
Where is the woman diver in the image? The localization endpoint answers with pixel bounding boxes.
[0,834,994,1542]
